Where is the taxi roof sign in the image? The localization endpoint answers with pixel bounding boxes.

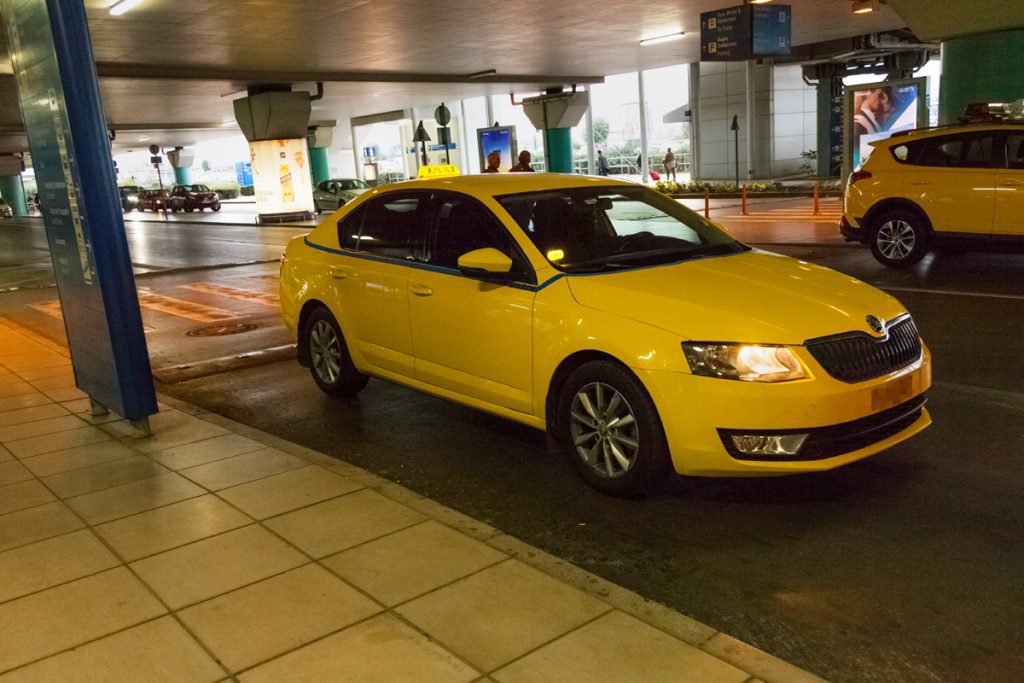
[418,164,460,179]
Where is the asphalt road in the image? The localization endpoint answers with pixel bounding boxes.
[1,207,1022,682]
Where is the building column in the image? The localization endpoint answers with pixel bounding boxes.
[309,146,329,184]
[166,147,193,186]
[638,71,649,180]
[172,166,191,185]
[0,174,27,215]
[518,89,589,174]
[940,29,1024,124]
[544,128,572,173]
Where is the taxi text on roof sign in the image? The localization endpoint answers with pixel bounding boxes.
[417,164,460,179]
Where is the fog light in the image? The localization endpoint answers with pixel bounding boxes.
[731,433,808,456]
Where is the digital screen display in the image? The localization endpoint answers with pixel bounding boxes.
[477,127,517,174]
[849,82,922,169]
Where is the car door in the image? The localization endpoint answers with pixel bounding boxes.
[994,131,1024,236]
[407,192,535,414]
[902,133,995,234]
[333,191,429,378]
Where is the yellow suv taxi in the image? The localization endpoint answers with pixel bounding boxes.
[281,174,931,496]
[842,120,1024,267]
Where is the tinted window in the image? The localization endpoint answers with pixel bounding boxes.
[1006,134,1024,169]
[962,135,996,168]
[357,194,426,260]
[915,136,963,167]
[429,195,529,277]
[337,205,365,250]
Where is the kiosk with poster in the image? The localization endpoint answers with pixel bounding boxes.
[477,125,517,174]
[844,77,928,181]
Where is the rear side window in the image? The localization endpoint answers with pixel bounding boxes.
[356,194,426,260]
[337,205,364,250]
[1006,134,1024,169]
[915,136,963,167]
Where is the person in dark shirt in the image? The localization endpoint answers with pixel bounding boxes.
[597,150,610,176]
[509,150,534,172]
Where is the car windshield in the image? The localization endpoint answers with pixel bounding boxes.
[337,179,368,190]
[182,185,211,192]
[496,185,748,272]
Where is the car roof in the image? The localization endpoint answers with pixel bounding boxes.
[374,172,635,197]
[885,122,1024,145]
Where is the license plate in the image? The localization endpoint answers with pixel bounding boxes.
[871,373,915,412]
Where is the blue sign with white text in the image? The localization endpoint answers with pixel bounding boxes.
[1,0,156,421]
[235,161,253,186]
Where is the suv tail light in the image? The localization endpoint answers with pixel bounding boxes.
[849,170,872,186]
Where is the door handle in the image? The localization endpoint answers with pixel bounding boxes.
[909,181,931,186]
[328,268,347,280]
[410,284,433,297]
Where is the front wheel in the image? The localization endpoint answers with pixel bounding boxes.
[870,210,929,268]
[305,307,368,397]
[556,360,671,497]
[212,204,221,212]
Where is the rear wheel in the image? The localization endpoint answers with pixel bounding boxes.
[212,204,221,212]
[556,360,671,497]
[870,209,929,268]
[305,307,368,397]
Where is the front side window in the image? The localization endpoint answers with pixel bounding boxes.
[1005,134,1024,169]
[428,195,531,278]
[356,194,427,260]
[497,186,747,272]
[912,136,964,167]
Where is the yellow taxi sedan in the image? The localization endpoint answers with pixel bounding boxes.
[280,173,931,496]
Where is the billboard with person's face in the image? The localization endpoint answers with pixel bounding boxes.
[845,78,927,174]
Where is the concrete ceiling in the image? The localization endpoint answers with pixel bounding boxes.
[883,0,1024,42]
[0,0,916,153]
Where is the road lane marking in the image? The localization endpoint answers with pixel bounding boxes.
[30,300,156,331]
[878,286,1024,301]
[136,290,237,322]
[179,282,278,307]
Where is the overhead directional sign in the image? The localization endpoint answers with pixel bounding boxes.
[1,0,157,422]
[700,4,791,61]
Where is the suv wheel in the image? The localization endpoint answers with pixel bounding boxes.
[556,360,671,497]
[870,209,929,268]
[305,307,368,397]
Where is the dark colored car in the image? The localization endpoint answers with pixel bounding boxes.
[118,185,144,212]
[171,184,221,212]
[136,189,175,212]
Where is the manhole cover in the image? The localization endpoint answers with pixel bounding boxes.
[186,323,259,337]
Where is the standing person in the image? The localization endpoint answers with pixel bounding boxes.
[636,153,643,181]
[509,150,534,172]
[597,149,609,176]
[663,148,677,182]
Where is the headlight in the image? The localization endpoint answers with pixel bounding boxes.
[682,343,807,382]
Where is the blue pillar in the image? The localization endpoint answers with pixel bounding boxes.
[173,165,191,185]
[545,127,573,173]
[0,175,28,215]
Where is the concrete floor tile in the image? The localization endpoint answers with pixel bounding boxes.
[129,524,306,609]
[0,392,51,413]
[65,472,205,525]
[0,381,38,399]
[700,634,827,683]
[396,560,610,672]
[218,465,362,520]
[0,616,223,683]
[0,529,120,604]
[0,414,85,444]
[0,501,84,553]
[264,489,424,558]
[0,403,69,428]
[94,494,252,562]
[0,567,165,672]
[41,387,88,402]
[26,374,76,391]
[41,455,169,498]
[323,520,506,606]
[0,479,55,516]
[5,425,112,459]
[492,611,748,683]
[150,433,268,470]
[0,444,11,462]
[117,418,231,454]
[179,447,306,491]
[18,440,138,478]
[0,460,33,486]
[179,563,381,673]
[239,614,479,683]
[13,364,73,382]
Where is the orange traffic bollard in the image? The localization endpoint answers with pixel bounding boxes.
[741,184,747,215]
[813,179,820,215]
[704,188,710,219]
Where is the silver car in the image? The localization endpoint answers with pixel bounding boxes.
[313,178,369,213]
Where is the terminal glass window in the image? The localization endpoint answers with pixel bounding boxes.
[590,72,642,179]
[356,194,426,260]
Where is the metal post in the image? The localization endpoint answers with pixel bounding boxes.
[638,70,649,182]
[742,183,748,215]
[813,179,820,215]
[704,188,710,219]
[585,88,595,175]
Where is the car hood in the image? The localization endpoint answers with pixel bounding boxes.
[565,250,907,344]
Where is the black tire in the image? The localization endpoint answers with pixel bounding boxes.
[555,360,671,497]
[304,307,368,397]
[212,204,221,212]
[870,209,929,268]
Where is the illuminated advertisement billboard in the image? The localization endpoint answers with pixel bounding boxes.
[845,78,927,176]
[249,139,314,217]
[477,126,517,174]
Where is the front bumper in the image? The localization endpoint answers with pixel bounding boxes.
[636,346,932,476]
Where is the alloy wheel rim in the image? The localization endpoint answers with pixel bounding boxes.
[310,320,342,384]
[877,220,916,260]
[569,382,639,479]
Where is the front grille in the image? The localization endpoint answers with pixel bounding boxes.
[806,315,922,383]
[720,394,927,461]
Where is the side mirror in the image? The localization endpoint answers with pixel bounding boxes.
[457,247,513,279]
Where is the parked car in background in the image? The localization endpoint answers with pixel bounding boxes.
[171,184,221,212]
[0,198,12,218]
[136,189,175,213]
[118,185,144,212]
[313,178,369,213]
[842,108,1024,268]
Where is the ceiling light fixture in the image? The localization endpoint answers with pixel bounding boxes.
[109,0,145,16]
[467,69,497,79]
[851,0,876,14]
[640,32,685,47]
[746,0,773,4]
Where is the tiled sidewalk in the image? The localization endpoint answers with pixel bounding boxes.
[0,319,822,682]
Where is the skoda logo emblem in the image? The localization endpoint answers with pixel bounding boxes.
[866,315,885,334]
